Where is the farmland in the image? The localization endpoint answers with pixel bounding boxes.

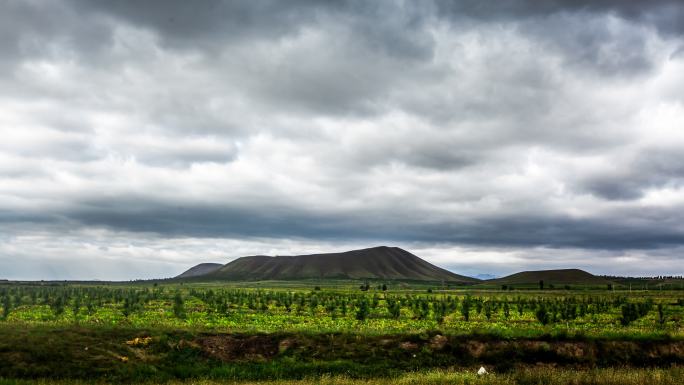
[0,281,683,384]
[1,282,683,337]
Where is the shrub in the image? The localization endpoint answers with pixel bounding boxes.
[355,299,370,321]
[173,292,186,319]
[536,305,551,325]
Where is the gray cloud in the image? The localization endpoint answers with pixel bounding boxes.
[1,0,684,279]
[435,0,684,35]
[579,147,684,200]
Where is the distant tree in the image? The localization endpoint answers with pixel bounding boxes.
[620,303,636,326]
[51,296,65,319]
[386,299,401,319]
[461,297,471,321]
[325,300,336,319]
[381,284,388,292]
[12,293,21,308]
[355,299,370,321]
[620,301,653,326]
[427,288,433,293]
[607,283,613,291]
[371,294,380,308]
[122,297,132,318]
[535,304,550,325]
[72,296,82,322]
[501,285,508,291]
[539,280,544,290]
[657,304,666,326]
[86,298,95,315]
[416,300,429,320]
[314,286,321,291]
[173,292,186,319]
[309,295,318,314]
[434,301,446,324]
[340,299,348,316]
[1,294,10,320]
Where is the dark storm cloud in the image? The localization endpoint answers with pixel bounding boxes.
[435,0,684,35]
[429,0,682,79]
[430,213,684,250]
[69,0,329,43]
[0,0,113,69]
[580,147,684,200]
[1,0,684,279]
[21,0,436,118]
[68,0,684,42]
[525,15,660,77]
[30,194,683,251]
[68,0,436,60]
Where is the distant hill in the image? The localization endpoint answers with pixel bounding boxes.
[473,273,498,280]
[178,246,478,283]
[177,263,223,278]
[490,269,609,285]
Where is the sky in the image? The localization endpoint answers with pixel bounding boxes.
[1,0,684,280]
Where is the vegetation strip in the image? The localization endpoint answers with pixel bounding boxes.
[0,282,682,381]
[1,326,683,381]
[2,367,684,385]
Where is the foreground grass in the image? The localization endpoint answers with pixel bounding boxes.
[1,367,684,385]
[1,324,683,382]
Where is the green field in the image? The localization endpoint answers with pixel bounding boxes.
[2,368,684,385]
[1,281,683,384]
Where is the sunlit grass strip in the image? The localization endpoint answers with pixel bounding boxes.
[2,367,684,384]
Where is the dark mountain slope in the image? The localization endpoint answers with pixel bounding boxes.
[187,246,477,283]
[490,269,609,285]
[177,263,223,278]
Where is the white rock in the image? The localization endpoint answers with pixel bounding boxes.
[477,366,488,375]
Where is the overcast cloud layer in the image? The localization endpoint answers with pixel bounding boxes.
[1,0,684,280]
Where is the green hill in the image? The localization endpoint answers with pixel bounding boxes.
[178,246,478,283]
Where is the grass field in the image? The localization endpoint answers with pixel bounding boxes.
[1,367,684,385]
[0,281,683,383]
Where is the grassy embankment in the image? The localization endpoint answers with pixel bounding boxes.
[1,324,683,382]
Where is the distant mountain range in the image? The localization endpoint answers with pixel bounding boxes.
[177,246,477,283]
[472,273,498,280]
[176,246,609,285]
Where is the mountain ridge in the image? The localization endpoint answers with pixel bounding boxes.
[489,268,609,285]
[177,246,478,283]
[176,263,223,278]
